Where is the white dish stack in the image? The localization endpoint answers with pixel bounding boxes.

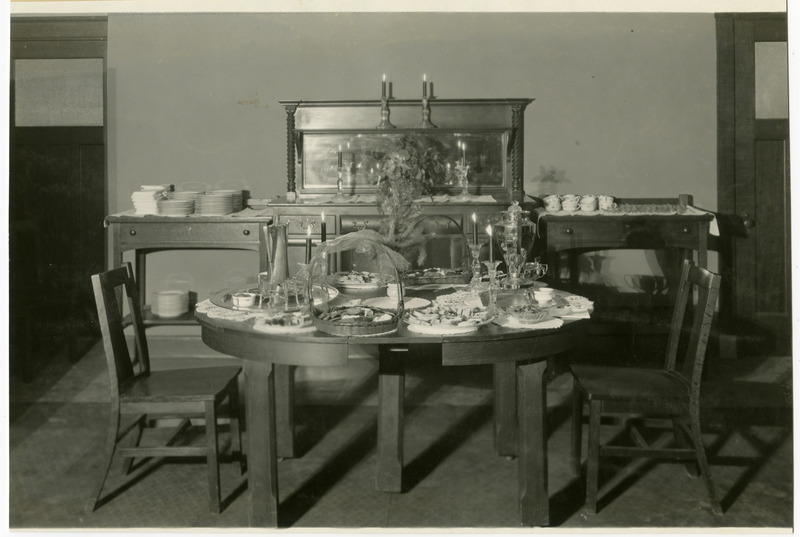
[151,290,190,318]
[158,199,194,216]
[196,192,235,215]
[208,190,243,212]
[131,184,171,215]
[169,190,204,212]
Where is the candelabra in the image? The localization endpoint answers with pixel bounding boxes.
[454,161,471,201]
[417,95,437,129]
[482,259,501,308]
[377,96,396,129]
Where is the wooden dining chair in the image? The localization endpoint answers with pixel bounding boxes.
[88,262,244,513]
[570,259,723,515]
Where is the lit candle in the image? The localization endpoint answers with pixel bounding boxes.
[486,225,493,262]
[382,73,386,98]
[423,73,427,97]
[338,145,342,168]
[305,227,312,264]
[472,213,478,244]
[320,212,327,243]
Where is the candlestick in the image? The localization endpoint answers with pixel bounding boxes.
[486,224,493,262]
[320,212,327,243]
[472,213,478,244]
[338,145,342,168]
[305,227,312,264]
[382,73,386,98]
[423,73,427,97]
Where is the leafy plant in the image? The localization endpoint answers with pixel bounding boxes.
[376,134,447,266]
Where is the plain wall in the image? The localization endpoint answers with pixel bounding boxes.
[106,12,718,315]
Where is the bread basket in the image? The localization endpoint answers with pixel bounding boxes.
[307,230,410,336]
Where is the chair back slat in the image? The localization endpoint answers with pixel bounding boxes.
[663,260,721,400]
[91,263,151,397]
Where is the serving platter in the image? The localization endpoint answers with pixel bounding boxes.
[330,271,386,290]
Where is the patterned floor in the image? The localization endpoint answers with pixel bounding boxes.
[8,338,793,530]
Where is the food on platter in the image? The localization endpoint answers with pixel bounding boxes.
[403,267,470,285]
[504,304,552,324]
[253,310,312,328]
[331,271,384,288]
[405,302,492,328]
[316,305,397,326]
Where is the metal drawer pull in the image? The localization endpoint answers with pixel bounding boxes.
[682,227,690,234]
[243,229,250,236]
[388,347,409,352]
[129,229,136,236]
[565,228,574,235]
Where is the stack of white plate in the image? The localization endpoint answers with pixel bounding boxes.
[170,190,204,207]
[158,199,194,216]
[195,192,235,215]
[208,189,243,212]
[151,290,190,318]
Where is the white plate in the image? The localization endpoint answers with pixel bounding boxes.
[405,316,494,335]
[363,297,431,311]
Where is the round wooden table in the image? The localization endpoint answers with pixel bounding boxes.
[196,290,588,528]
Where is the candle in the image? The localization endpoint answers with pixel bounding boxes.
[305,227,312,264]
[338,145,342,168]
[320,212,327,243]
[382,73,386,98]
[486,225,493,262]
[389,79,393,99]
[462,142,466,166]
[423,73,427,97]
[472,213,478,244]
[429,80,434,98]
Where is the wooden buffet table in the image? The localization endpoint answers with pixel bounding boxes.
[196,289,588,528]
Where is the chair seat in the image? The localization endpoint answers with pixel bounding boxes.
[121,366,242,403]
[571,364,689,403]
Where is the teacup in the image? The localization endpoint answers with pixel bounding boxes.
[533,287,555,304]
[543,194,561,212]
[580,195,597,212]
[232,292,257,308]
[561,194,580,203]
[599,195,616,211]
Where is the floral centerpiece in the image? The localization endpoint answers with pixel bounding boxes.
[376,134,447,266]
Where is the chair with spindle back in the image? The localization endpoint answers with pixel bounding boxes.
[570,259,723,515]
[88,262,243,513]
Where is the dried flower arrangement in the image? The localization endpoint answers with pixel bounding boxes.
[376,134,447,266]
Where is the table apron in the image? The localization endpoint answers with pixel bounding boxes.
[441,325,586,366]
[201,327,349,367]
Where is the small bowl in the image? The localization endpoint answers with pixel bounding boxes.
[533,288,555,303]
[232,292,257,308]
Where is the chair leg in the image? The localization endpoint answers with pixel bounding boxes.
[672,417,699,477]
[584,399,602,514]
[205,401,222,513]
[122,415,146,475]
[86,409,122,514]
[229,380,245,474]
[688,410,723,515]
[570,380,584,476]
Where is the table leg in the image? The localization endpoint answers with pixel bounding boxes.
[244,360,279,528]
[493,362,518,457]
[377,345,405,492]
[517,359,550,526]
[274,364,295,459]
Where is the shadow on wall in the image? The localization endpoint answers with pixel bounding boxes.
[527,165,571,197]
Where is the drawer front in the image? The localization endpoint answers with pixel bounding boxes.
[120,222,261,246]
[339,215,384,234]
[546,219,701,250]
[276,214,336,238]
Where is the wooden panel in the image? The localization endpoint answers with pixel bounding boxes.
[119,222,262,248]
[754,139,789,315]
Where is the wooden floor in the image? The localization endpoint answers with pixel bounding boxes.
[8,337,793,530]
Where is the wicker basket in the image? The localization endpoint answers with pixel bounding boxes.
[306,231,408,336]
[311,305,401,336]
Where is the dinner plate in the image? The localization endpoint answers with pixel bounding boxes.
[362,296,431,311]
[405,315,494,335]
